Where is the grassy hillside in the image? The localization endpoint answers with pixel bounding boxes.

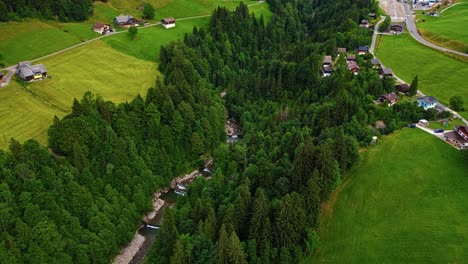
[305,128,468,263]
[416,4,468,53]
[375,34,468,119]
[103,17,211,61]
[0,40,157,149]
[0,0,266,66]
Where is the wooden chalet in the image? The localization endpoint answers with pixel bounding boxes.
[322,55,333,66]
[444,126,468,149]
[114,15,139,28]
[371,58,381,69]
[357,46,368,55]
[396,83,410,94]
[360,19,369,28]
[92,22,113,34]
[322,65,333,77]
[346,54,356,62]
[390,24,404,33]
[379,92,399,106]
[162,17,176,29]
[16,61,47,81]
[347,61,360,75]
[379,67,393,77]
[337,47,347,54]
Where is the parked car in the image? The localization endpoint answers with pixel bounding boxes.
[409,123,417,128]
[434,129,444,133]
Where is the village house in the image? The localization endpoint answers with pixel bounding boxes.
[390,24,404,33]
[417,96,438,110]
[92,22,113,34]
[161,17,176,29]
[360,19,369,28]
[346,54,356,62]
[322,65,333,77]
[371,58,381,69]
[16,61,47,81]
[379,67,393,77]
[337,47,347,54]
[444,126,468,149]
[396,83,410,94]
[418,119,429,127]
[347,61,360,75]
[369,13,376,19]
[379,92,399,106]
[358,46,368,55]
[114,15,139,28]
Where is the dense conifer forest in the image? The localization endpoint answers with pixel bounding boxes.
[0,0,445,263]
[0,0,93,21]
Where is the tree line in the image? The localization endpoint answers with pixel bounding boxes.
[0,41,225,262]
[146,1,446,263]
[0,0,93,21]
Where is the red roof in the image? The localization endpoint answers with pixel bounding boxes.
[93,22,105,29]
[455,126,468,139]
[162,17,176,24]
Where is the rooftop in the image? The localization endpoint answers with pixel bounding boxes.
[417,96,438,104]
[323,55,333,64]
[115,15,135,23]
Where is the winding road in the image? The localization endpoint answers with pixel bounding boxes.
[403,3,468,57]
[370,15,468,126]
[0,1,266,74]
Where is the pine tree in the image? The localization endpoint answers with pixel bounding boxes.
[214,224,230,264]
[409,75,418,96]
[228,231,248,264]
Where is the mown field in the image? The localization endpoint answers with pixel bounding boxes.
[0,0,266,67]
[416,3,468,53]
[0,40,157,149]
[305,128,468,263]
[375,34,468,119]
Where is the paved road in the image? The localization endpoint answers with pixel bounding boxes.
[403,3,468,57]
[369,16,385,55]
[0,1,266,73]
[369,15,468,126]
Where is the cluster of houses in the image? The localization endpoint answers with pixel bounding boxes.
[92,12,177,34]
[322,47,369,77]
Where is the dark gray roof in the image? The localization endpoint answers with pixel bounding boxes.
[115,15,134,23]
[18,64,47,77]
[358,46,369,51]
[18,61,31,68]
[371,58,381,65]
[382,68,393,75]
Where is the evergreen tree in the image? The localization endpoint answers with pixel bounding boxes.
[409,75,418,96]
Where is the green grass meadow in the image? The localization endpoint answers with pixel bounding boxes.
[416,4,468,52]
[305,128,468,263]
[0,40,157,149]
[375,34,468,119]
[102,17,210,61]
[0,0,269,67]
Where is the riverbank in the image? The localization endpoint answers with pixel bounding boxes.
[112,164,209,264]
